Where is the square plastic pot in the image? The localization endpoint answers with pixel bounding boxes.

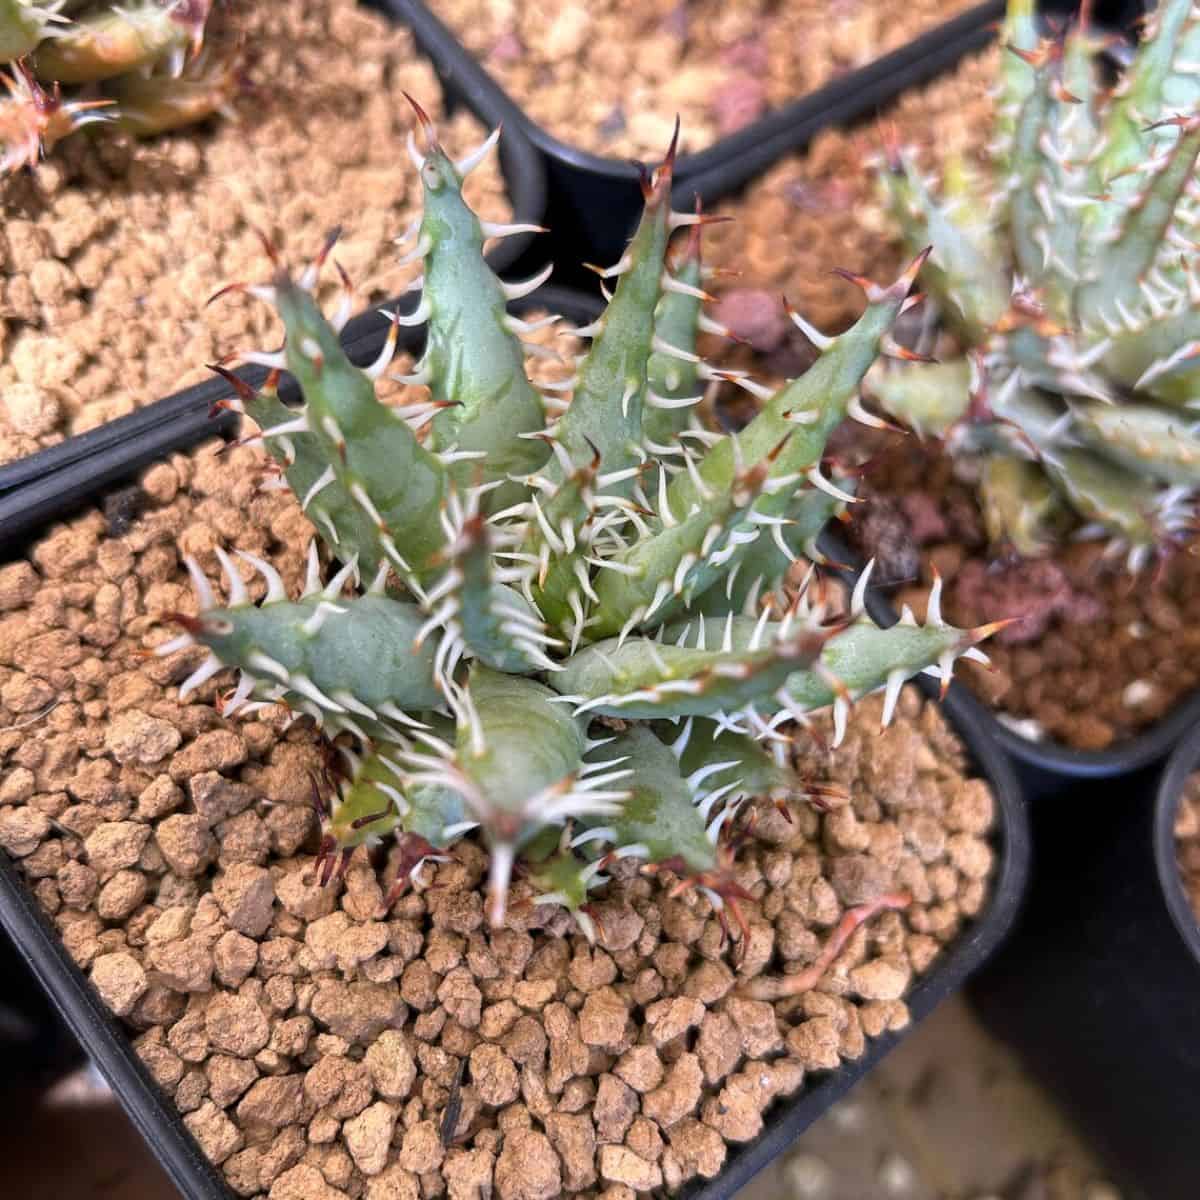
[0,295,1030,1200]
[385,0,1009,277]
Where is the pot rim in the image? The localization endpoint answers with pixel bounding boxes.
[384,0,1006,184]
[1153,728,1200,967]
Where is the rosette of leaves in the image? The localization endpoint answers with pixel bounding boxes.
[0,0,237,173]
[157,103,1000,958]
[872,0,1200,569]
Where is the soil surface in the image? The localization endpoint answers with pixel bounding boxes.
[0,422,998,1197]
[1175,773,1200,927]
[842,432,1200,755]
[701,44,998,364]
[429,0,978,161]
[0,0,511,464]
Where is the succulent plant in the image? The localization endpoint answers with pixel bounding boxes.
[871,0,1200,569]
[0,0,231,171]
[160,105,999,959]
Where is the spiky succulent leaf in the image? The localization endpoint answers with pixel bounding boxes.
[405,116,551,511]
[0,0,63,63]
[32,0,211,83]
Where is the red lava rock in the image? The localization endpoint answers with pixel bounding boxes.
[364,1028,417,1100]
[668,1118,727,1180]
[184,1100,244,1166]
[267,1163,349,1200]
[311,980,405,1043]
[598,1144,662,1191]
[711,74,767,135]
[470,1042,520,1108]
[236,1074,308,1131]
[641,1052,703,1130]
[91,951,148,1016]
[594,1073,637,1144]
[207,1055,260,1108]
[952,558,1102,645]
[712,288,789,352]
[168,730,248,781]
[155,813,217,878]
[83,820,150,879]
[544,1111,597,1191]
[214,863,276,937]
[206,991,271,1058]
[444,1147,495,1200]
[644,996,705,1047]
[398,1119,444,1174]
[613,1043,664,1094]
[104,708,182,765]
[578,986,631,1050]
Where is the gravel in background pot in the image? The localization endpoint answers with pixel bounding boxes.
[423,0,979,161]
[387,0,1007,274]
[0,0,514,465]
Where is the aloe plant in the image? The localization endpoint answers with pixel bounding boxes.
[872,0,1200,569]
[160,106,1000,951]
[0,0,231,171]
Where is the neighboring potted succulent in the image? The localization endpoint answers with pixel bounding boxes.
[840,0,1200,762]
[0,113,1025,1199]
[1,0,233,169]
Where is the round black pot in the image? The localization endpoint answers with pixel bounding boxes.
[0,298,1031,1200]
[827,510,1200,800]
[969,730,1200,1200]
[0,0,547,503]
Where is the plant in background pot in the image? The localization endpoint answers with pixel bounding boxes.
[0,110,1018,1198]
[854,0,1200,752]
[0,0,237,170]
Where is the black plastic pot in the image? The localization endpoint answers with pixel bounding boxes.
[388,0,1009,277]
[0,296,1030,1198]
[969,732,1200,1200]
[0,0,547,502]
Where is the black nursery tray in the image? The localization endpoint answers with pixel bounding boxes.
[0,0,547,503]
[384,0,1009,273]
[0,291,1031,1200]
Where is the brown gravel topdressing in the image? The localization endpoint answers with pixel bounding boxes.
[0,0,511,464]
[1175,773,1200,927]
[0,430,998,1198]
[429,0,979,161]
[844,437,1200,752]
